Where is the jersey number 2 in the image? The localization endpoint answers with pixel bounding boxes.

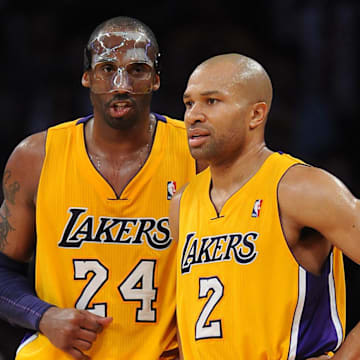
[195,276,224,340]
[73,259,157,322]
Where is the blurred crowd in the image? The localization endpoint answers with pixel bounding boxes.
[0,1,359,358]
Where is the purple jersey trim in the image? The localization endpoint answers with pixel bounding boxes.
[293,254,342,359]
[20,330,36,345]
[76,114,93,124]
[75,113,167,125]
[153,113,167,123]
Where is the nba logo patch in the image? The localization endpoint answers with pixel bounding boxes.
[251,199,263,217]
[167,181,177,200]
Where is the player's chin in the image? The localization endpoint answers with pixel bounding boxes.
[189,147,208,161]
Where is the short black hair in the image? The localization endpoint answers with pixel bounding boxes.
[83,16,161,74]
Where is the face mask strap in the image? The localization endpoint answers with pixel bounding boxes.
[84,47,91,71]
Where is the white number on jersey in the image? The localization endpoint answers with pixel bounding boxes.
[73,259,157,322]
[118,260,157,322]
[195,276,224,340]
[73,259,108,316]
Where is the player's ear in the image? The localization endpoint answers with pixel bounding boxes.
[249,102,268,129]
[152,73,160,92]
[81,71,90,89]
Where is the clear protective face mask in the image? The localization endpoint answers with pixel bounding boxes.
[88,30,157,94]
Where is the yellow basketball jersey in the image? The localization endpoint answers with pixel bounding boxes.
[177,152,345,359]
[17,114,196,360]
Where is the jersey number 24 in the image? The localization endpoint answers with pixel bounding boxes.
[73,259,157,322]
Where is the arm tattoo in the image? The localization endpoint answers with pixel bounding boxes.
[0,170,20,250]
[4,170,20,205]
[0,203,14,250]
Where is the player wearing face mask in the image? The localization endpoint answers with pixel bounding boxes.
[0,16,203,360]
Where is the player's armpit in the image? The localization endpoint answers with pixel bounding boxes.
[278,164,360,264]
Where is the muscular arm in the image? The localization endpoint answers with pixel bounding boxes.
[0,132,52,329]
[0,133,111,360]
[279,165,360,359]
[0,132,45,259]
[279,165,360,267]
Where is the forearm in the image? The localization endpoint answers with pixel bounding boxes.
[332,322,360,360]
[0,252,53,330]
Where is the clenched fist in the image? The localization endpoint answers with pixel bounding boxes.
[39,307,113,360]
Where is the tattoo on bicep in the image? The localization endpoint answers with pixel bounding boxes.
[0,203,14,250]
[0,170,20,250]
[4,170,20,204]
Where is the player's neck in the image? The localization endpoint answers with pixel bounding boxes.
[87,113,156,155]
[210,143,271,198]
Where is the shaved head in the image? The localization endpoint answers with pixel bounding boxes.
[183,53,274,163]
[190,53,273,111]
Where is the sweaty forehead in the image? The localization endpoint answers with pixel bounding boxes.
[186,62,240,95]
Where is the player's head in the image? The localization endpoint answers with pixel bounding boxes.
[183,53,272,162]
[82,16,160,95]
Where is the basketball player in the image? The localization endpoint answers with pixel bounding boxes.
[170,53,360,359]
[0,17,202,359]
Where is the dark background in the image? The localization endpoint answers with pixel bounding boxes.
[1,1,359,358]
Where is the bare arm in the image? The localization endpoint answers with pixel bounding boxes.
[279,165,360,359]
[0,132,54,328]
[279,165,360,266]
[0,132,45,260]
[0,133,112,360]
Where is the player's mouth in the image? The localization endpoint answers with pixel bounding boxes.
[188,128,210,147]
[109,100,133,118]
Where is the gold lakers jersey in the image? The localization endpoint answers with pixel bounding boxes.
[17,114,196,360]
[177,152,345,359]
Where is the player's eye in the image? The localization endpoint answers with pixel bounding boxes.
[207,98,218,105]
[103,63,117,73]
[184,100,193,109]
[94,63,117,78]
[126,63,152,79]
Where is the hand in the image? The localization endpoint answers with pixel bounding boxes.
[39,307,113,360]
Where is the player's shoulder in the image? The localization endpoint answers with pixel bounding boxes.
[3,130,47,199]
[9,131,47,165]
[7,117,84,172]
[281,164,337,189]
[155,113,186,131]
[47,118,84,133]
[279,163,349,207]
